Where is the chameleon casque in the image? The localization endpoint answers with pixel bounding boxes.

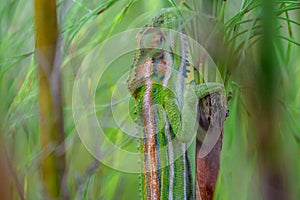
[127,8,225,200]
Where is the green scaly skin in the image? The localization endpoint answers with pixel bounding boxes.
[127,8,224,200]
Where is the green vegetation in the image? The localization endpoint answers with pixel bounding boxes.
[0,0,299,199]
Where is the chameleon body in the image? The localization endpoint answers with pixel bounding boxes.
[127,9,224,200]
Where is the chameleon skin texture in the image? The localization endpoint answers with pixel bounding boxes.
[134,83,194,200]
[127,9,195,200]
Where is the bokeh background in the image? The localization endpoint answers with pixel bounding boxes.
[0,0,299,199]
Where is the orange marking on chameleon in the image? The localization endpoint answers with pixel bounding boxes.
[141,60,160,200]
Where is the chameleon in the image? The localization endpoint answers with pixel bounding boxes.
[127,8,225,200]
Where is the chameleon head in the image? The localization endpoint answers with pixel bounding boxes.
[152,9,182,30]
[138,9,182,57]
[139,27,166,57]
[127,9,183,97]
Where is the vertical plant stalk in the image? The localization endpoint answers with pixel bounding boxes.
[196,92,227,200]
[251,0,289,199]
[33,0,67,198]
[191,1,228,198]
[0,142,13,200]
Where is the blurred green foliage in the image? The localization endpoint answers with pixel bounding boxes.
[0,0,299,199]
